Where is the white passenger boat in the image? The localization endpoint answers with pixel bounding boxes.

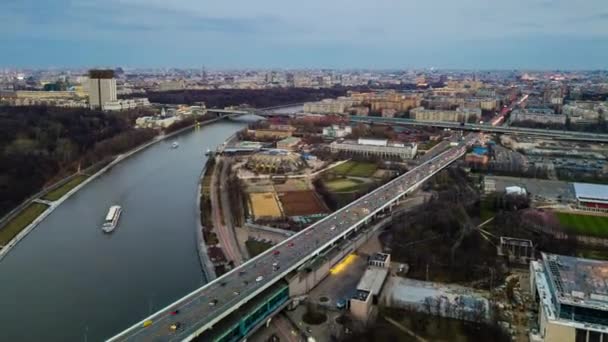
[102,205,122,233]
[171,141,179,149]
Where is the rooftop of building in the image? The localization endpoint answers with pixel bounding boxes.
[499,237,533,248]
[236,141,265,148]
[541,253,608,310]
[370,252,389,262]
[352,289,370,302]
[277,137,301,144]
[334,139,416,148]
[573,182,608,202]
[357,267,388,296]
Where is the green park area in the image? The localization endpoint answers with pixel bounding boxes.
[0,203,49,246]
[324,178,367,192]
[332,161,378,178]
[245,239,273,257]
[556,212,608,238]
[42,175,89,201]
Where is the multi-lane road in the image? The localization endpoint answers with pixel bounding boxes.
[352,115,608,143]
[109,134,479,342]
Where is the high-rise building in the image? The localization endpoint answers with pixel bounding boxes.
[88,69,117,110]
[530,253,608,342]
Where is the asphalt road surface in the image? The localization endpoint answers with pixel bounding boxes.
[109,134,479,342]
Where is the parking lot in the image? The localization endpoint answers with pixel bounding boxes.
[484,175,575,203]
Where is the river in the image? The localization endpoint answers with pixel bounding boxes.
[0,120,246,342]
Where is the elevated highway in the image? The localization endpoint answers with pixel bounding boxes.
[109,134,479,342]
[350,116,608,143]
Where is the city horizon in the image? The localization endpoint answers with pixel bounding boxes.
[3,1,608,342]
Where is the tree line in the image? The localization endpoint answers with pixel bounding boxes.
[0,106,155,216]
[127,87,360,107]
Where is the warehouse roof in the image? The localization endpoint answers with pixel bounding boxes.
[357,267,388,296]
[573,182,608,203]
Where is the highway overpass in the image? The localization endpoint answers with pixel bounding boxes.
[350,116,608,143]
[109,134,479,342]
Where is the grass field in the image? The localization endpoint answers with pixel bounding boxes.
[245,239,273,257]
[324,178,366,192]
[556,212,608,238]
[577,248,608,261]
[249,192,283,219]
[0,203,49,246]
[332,161,378,178]
[42,175,89,201]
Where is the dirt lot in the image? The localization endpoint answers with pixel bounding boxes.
[249,192,283,219]
[278,190,328,216]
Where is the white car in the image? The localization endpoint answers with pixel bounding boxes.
[330,225,336,231]
[256,276,263,282]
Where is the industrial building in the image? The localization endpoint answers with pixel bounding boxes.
[350,253,390,321]
[530,253,608,342]
[330,138,417,160]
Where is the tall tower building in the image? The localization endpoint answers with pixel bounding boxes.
[88,69,117,110]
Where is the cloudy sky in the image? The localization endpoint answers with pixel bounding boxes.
[2,0,608,69]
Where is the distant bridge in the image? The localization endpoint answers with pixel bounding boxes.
[205,103,304,118]
[350,116,608,143]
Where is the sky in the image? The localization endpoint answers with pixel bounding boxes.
[1,0,608,69]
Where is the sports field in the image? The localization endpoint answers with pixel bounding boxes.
[555,212,608,238]
[278,190,328,216]
[249,192,282,219]
[324,178,366,192]
[332,161,377,178]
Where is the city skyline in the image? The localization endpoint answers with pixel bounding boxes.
[2,0,608,69]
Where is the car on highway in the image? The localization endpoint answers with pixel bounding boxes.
[170,310,179,315]
[330,225,336,231]
[209,299,218,307]
[273,250,280,256]
[170,322,181,331]
[288,242,295,247]
[256,276,263,282]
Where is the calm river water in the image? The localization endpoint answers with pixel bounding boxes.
[0,121,245,341]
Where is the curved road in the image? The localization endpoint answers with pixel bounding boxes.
[0,121,246,342]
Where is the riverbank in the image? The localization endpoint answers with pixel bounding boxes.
[196,156,218,281]
[0,116,227,263]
